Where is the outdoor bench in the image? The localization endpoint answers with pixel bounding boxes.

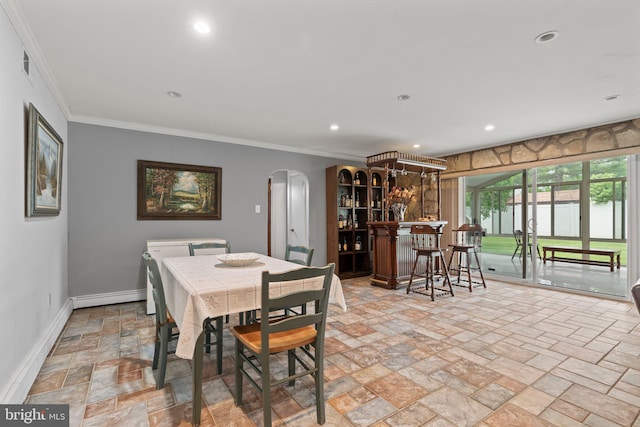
[542,245,621,272]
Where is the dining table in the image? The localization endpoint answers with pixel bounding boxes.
[160,252,347,426]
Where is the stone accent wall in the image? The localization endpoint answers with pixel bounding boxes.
[443,119,640,175]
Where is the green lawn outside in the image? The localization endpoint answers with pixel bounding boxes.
[481,235,627,266]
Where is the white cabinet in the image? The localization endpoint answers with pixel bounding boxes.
[145,237,226,314]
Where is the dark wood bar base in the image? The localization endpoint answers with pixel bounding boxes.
[368,221,447,290]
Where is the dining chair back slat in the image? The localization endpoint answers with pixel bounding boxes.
[284,244,314,266]
[188,241,230,256]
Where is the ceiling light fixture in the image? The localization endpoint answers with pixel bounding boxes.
[193,21,211,34]
[535,30,559,44]
[330,123,340,131]
[484,124,495,131]
[413,144,420,148]
[397,94,411,101]
[604,94,621,101]
[167,91,182,98]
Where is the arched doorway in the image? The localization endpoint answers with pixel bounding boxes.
[268,170,309,260]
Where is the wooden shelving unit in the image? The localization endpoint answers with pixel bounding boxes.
[326,165,371,279]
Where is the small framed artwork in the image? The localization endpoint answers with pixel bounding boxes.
[137,160,222,220]
[26,103,64,217]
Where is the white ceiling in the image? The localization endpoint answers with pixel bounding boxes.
[3,0,640,162]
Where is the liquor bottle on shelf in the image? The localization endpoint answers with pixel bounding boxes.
[355,192,360,207]
[342,237,348,252]
[340,192,345,207]
[338,215,344,229]
[372,175,378,186]
[354,216,359,229]
[354,174,360,185]
[347,213,352,229]
[355,236,362,251]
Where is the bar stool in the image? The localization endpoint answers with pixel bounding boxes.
[448,223,486,291]
[406,224,454,301]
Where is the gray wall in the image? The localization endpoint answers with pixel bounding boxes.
[0,8,68,400]
[68,123,347,297]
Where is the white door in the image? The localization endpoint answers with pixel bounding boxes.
[288,171,308,248]
[269,170,309,259]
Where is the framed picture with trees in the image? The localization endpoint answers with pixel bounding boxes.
[26,103,64,217]
[137,160,221,220]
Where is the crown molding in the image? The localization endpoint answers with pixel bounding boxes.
[1,0,71,119]
[1,1,364,162]
[70,114,365,162]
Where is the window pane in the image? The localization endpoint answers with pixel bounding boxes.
[500,189,514,233]
[554,184,580,237]
[535,185,551,236]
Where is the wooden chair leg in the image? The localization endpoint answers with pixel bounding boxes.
[234,340,243,406]
[215,316,223,374]
[474,250,486,287]
[447,249,455,273]
[261,353,272,427]
[152,324,160,370]
[466,251,472,291]
[407,253,420,294]
[428,255,435,301]
[440,252,454,297]
[316,346,326,424]
[157,325,169,389]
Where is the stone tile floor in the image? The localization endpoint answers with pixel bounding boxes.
[26,277,640,426]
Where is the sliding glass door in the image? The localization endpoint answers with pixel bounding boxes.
[464,156,628,297]
[465,170,533,280]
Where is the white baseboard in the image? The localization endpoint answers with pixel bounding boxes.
[0,290,147,403]
[0,299,73,404]
[71,289,146,309]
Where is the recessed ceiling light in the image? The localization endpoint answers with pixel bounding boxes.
[330,124,340,131]
[413,144,420,148]
[604,94,621,101]
[193,21,211,34]
[535,30,559,44]
[397,94,411,101]
[485,124,495,131]
[167,91,182,98]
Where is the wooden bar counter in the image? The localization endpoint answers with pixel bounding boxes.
[368,221,447,290]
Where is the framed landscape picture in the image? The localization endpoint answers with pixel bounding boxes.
[137,160,222,220]
[26,103,64,217]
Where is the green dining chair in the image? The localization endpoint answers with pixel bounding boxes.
[188,241,231,256]
[189,241,232,324]
[142,252,223,389]
[284,244,314,266]
[231,263,335,426]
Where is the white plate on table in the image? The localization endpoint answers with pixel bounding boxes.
[216,253,261,267]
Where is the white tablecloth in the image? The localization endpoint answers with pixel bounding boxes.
[161,253,347,359]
